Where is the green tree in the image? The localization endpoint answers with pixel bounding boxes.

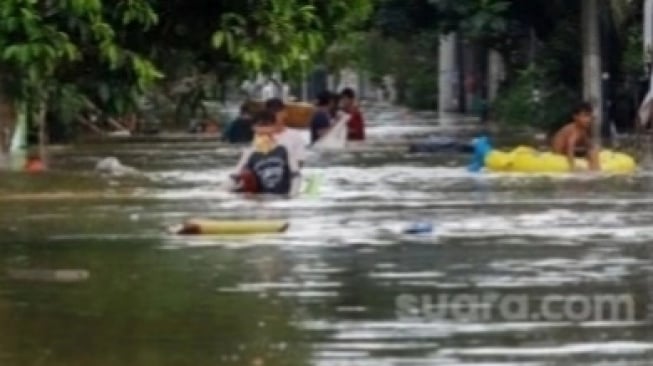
[0,0,376,150]
[212,0,373,80]
[351,0,440,108]
[433,0,510,43]
[0,0,162,156]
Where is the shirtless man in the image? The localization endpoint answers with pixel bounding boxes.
[551,102,600,171]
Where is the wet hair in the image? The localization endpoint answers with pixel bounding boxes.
[265,98,285,115]
[253,110,277,126]
[240,103,251,115]
[572,102,593,116]
[331,92,341,106]
[316,90,333,107]
[340,87,356,99]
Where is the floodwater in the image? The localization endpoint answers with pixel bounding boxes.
[0,104,651,366]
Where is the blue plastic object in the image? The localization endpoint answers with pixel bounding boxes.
[403,222,434,235]
[468,136,493,172]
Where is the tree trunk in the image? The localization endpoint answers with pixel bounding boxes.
[582,0,603,143]
[644,0,653,69]
[0,107,10,155]
[327,73,337,93]
[37,99,48,168]
[438,33,458,119]
[301,65,308,101]
[0,88,16,168]
[488,50,505,102]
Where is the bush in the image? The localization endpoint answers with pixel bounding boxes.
[357,31,439,110]
[492,65,579,133]
[403,67,438,110]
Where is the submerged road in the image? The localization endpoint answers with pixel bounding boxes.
[0,105,651,366]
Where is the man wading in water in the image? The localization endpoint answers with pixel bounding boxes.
[231,110,300,196]
[339,88,365,141]
[310,91,337,144]
[265,98,307,167]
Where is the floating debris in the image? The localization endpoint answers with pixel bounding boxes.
[6,269,90,283]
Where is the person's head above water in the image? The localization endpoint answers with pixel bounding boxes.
[253,110,277,135]
[340,88,356,109]
[571,102,594,129]
[265,98,287,128]
[316,90,334,108]
[239,103,251,118]
[253,109,276,128]
[252,110,278,153]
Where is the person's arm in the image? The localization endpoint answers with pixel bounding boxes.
[233,147,253,175]
[336,110,352,124]
[227,148,253,191]
[565,132,579,171]
[287,146,302,196]
[288,147,301,176]
[295,133,307,167]
[587,142,601,171]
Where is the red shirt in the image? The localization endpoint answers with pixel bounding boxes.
[346,107,365,141]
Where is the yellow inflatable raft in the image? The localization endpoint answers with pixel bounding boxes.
[176,219,289,235]
[470,137,636,174]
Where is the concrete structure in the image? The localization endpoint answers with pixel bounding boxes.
[438,33,459,119]
[582,0,603,142]
[645,0,653,68]
[488,50,506,102]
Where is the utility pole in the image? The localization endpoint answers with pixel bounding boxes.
[300,54,308,101]
[582,0,603,143]
[438,33,458,122]
[301,70,308,102]
[637,0,653,131]
[488,50,505,103]
[644,0,653,85]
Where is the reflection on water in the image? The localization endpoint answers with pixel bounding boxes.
[0,109,651,365]
[6,269,90,283]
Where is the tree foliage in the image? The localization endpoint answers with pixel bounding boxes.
[212,1,323,77]
[0,0,162,120]
[374,0,438,40]
[0,0,375,139]
[432,0,510,43]
[357,0,647,129]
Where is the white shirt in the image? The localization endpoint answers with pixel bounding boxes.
[260,82,275,100]
[275,127,307,164]
[312,111,350,151]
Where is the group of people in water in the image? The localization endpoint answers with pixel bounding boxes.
[225,88,365,145]
[310,88,365,143]
[228,88,366,195]
[228,97,604,196]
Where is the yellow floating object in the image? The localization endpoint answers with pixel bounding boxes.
[485,146,636,174]
[246,100,314,129]
[176,219,289,235]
